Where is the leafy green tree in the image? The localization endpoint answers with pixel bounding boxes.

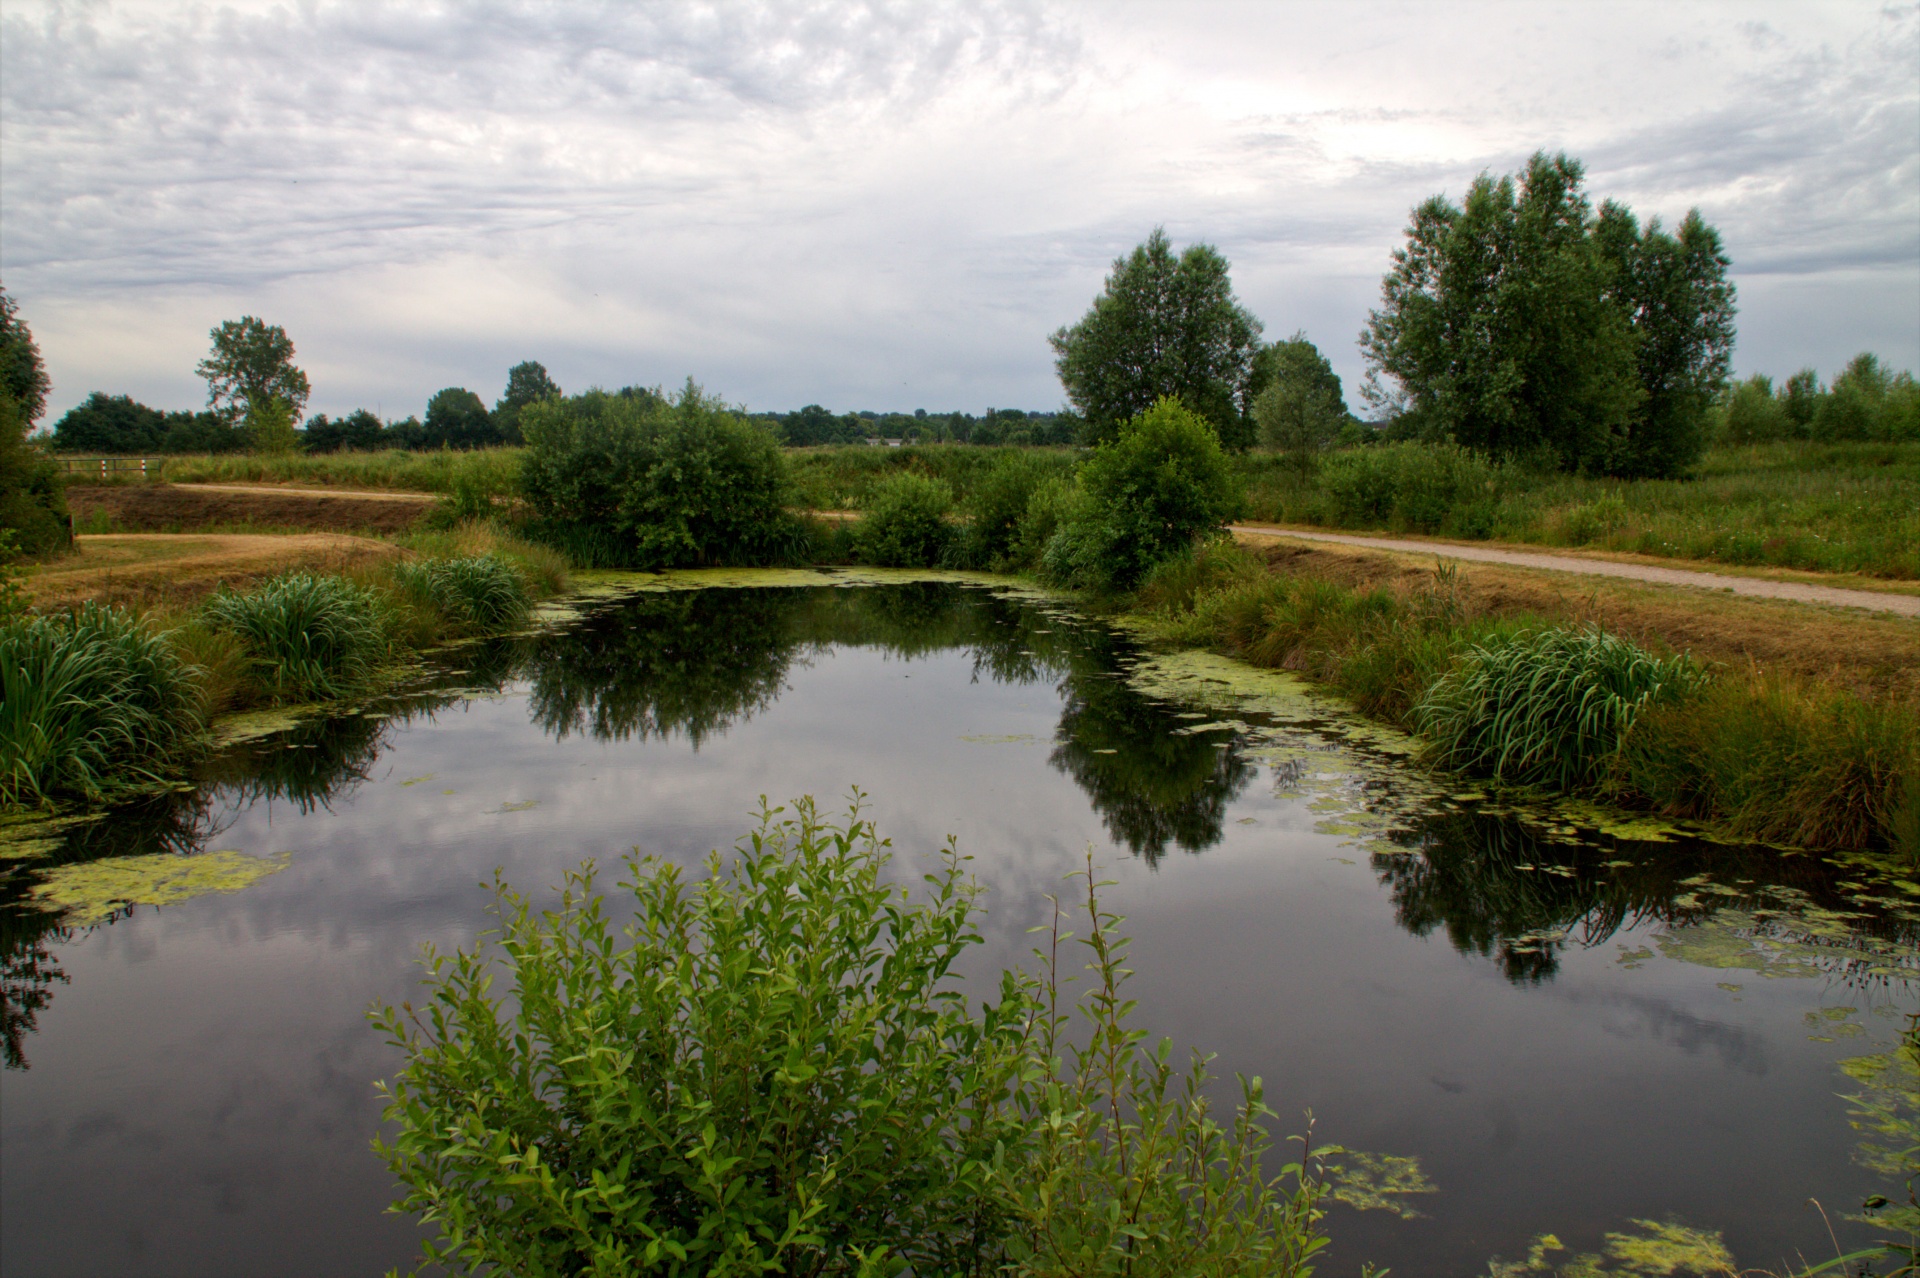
[1593,204,1736,476]
[1816,353,1919,442]
[1782,368,1823,435]
[302,408,385,454]
[246,395,299,455]
[50,393,168,453]
[160,411,245,454]
[1363,153,1732,477]
[0,291,67,554]
[196,317,310,424]
[1251,334,1349,473]
[494,360,561,443]
[1052,228,1263,448]
[1718,375,1787,444]
[1043,397,1238,590]
[0,286,51,425]
[423,387,495,449]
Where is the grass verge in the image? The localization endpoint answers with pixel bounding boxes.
[1133,541,1920,856]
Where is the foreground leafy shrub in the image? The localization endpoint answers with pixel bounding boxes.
[1044,397,1237,591]
[0,603,203,805]
[392,555,531,630]
[1317,441,1499,534]
[520,382,804,569]
[373,798,1338,1276]
[374,797,1035,1275]
[957,451,1051,569]
[203,573,386,702]
[855,472,954,567]
[1416,626,1700,791]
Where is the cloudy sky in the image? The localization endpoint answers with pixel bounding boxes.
[4,0,1916,425]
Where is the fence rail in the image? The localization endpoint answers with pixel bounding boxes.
[56,457,167,479]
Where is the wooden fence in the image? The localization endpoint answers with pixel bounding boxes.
[56,457,168,480]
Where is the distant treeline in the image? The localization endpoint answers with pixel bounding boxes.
[41,365,1079,456]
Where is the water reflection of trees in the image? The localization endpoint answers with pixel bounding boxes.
[1375,810,1890,984]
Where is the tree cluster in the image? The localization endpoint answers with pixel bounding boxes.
[1359,152,1735,477]
[1720,354,1920,444]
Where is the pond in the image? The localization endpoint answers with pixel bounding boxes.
[3,572,1916,1276]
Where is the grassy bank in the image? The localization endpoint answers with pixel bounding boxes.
[1240,440,1920,579]
[1131,542,1920,856]
[1,523,568,808]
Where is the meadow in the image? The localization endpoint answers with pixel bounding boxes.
[1239,440,1920,579]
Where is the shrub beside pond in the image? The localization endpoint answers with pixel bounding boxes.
[372,798,1342,1276]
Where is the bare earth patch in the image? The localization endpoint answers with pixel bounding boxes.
[66,482,433,535]
[25,533,402,611]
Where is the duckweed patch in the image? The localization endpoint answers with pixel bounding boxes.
[31,849,292,925]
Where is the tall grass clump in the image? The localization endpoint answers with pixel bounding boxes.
[1416,627,1701,791]
[203,573,386,702]
[372,797,1338,1276]
[1626,677,1920,855]
[392,555,531,630]
[0,604,203,805]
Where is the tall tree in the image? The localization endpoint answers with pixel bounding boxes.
[1362,154,1640,472]
[0,286,51,426]
[196,317,310,423]
[1051,228,1263,447]
[495,361,562,443]
[51,393,169,453]
[1594,205,1736,476]
[1361,152,1734,478]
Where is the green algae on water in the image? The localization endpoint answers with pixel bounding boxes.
[32,850,293,925]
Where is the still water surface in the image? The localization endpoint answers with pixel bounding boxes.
[3,575,1915,1276]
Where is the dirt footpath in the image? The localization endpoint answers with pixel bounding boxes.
[25,533,401,611]
[1230,525,1920,618]
[67,483,433,535]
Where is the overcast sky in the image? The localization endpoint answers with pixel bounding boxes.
[4,0,1916,425]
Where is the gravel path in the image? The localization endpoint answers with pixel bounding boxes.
[1229,525,1920,619]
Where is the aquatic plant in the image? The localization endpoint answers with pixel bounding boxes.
[372,798,1343,1275]
[392,554,531,630]
[1413,626,1700,791]
[0,603,203,806]
[854,471,954,567]
[202,573,386,702]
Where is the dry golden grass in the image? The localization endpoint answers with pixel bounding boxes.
[24,533,403,612]
[1239,535,1920,702]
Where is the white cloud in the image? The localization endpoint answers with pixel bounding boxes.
[3,0,1914,422]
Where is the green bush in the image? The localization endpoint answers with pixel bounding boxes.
[373,797,1036,1276]
[203,573,386,702]
[1415,626,1701,791]
[1317,442,1499,534]
[1045,398,1237,591]
[854,472,955,567]
[372,798,1338,1277]
[521,382,802,569]
[1,603,203,805]
[958,451,1051,569]
[393,555,531,630]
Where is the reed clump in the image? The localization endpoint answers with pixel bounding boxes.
[1416,627,1703,791]
[203,573,389,702]
[0,604,203,805]
[391,555,531,631]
